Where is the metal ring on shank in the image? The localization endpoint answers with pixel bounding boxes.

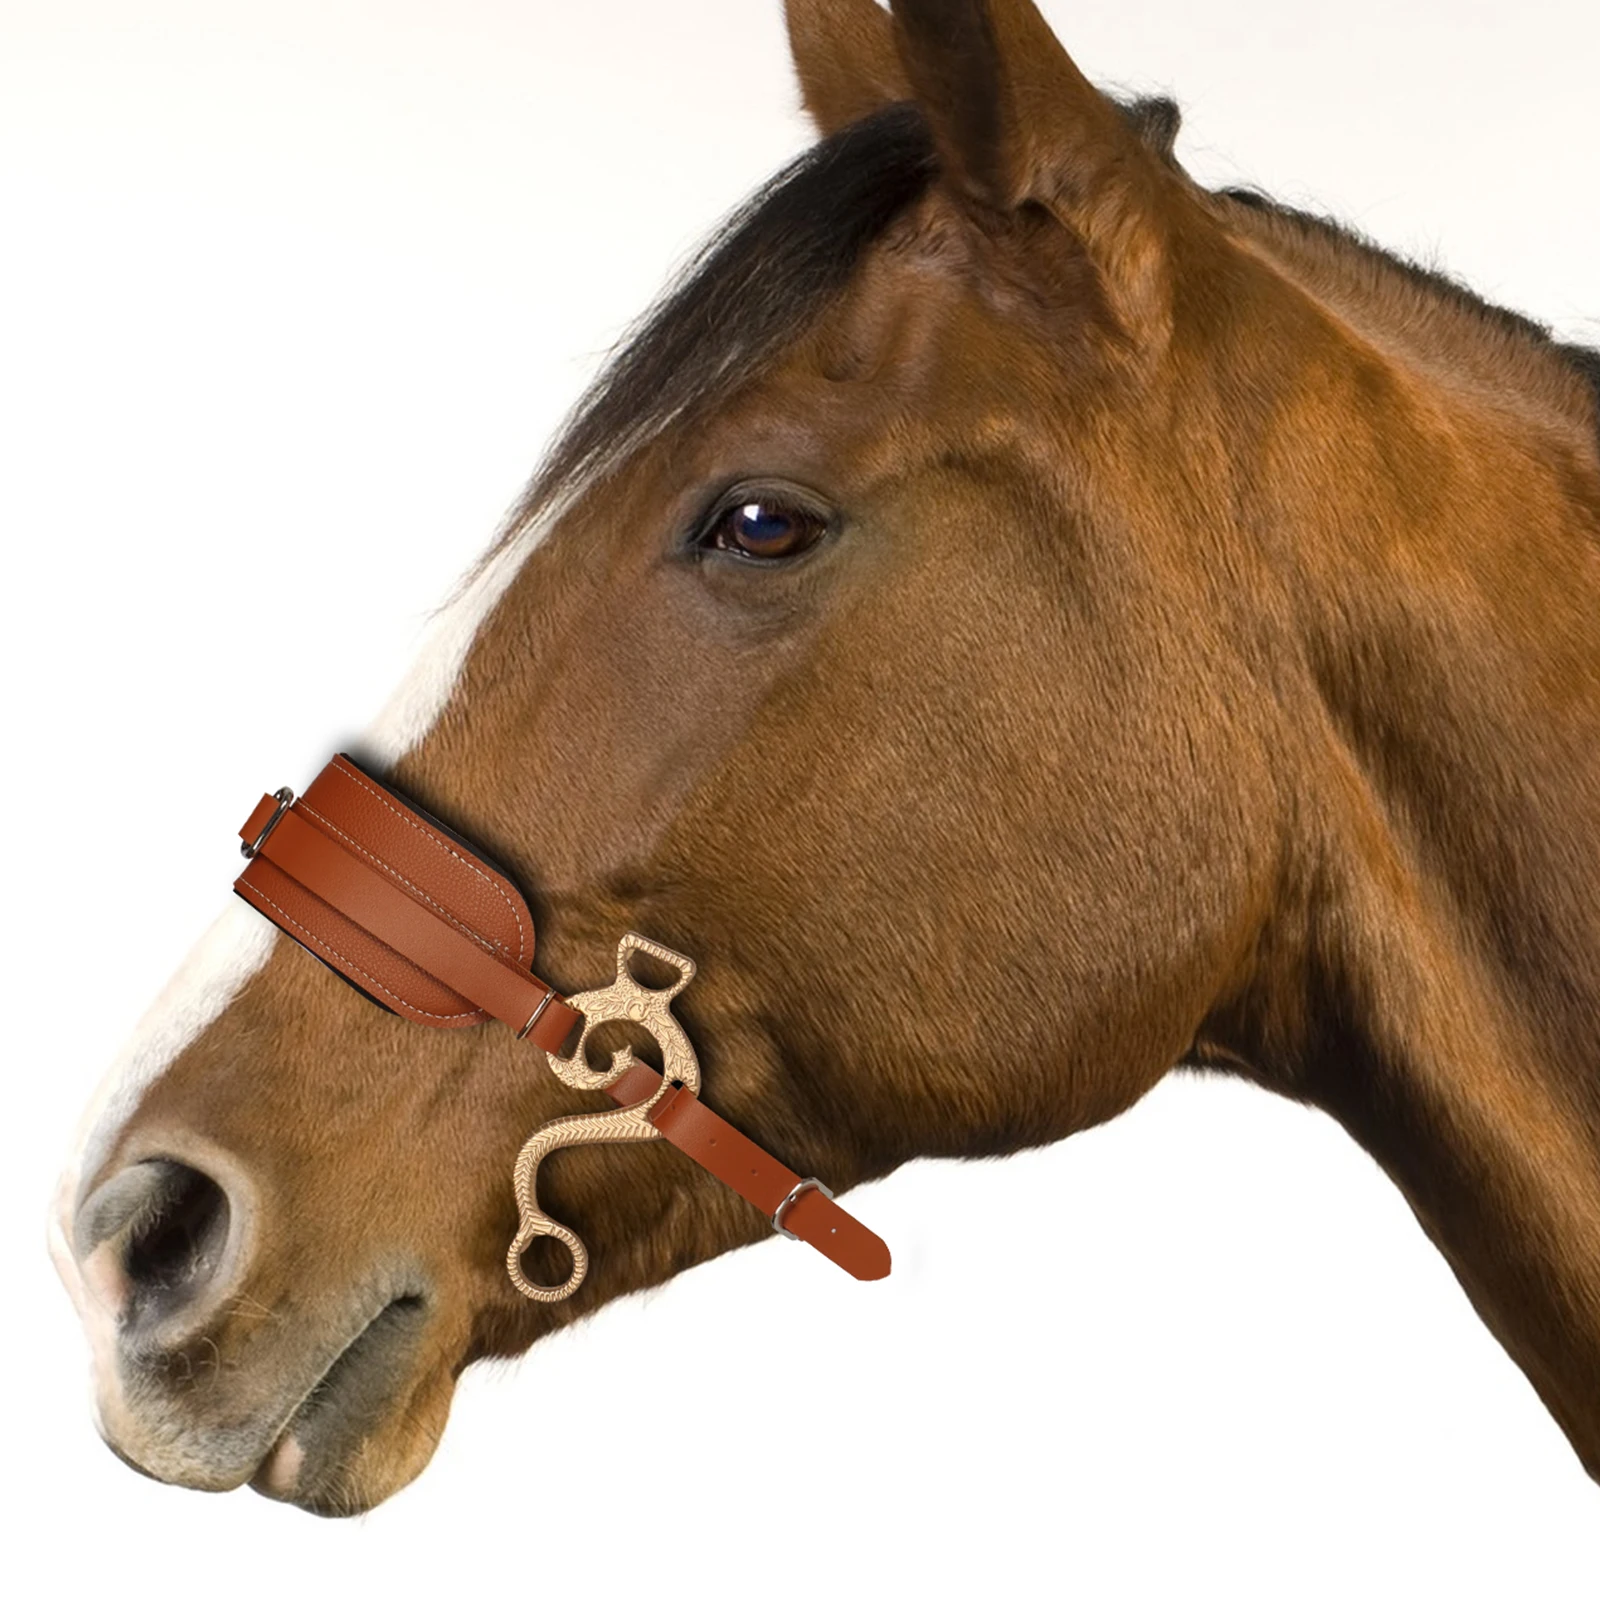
[505,933,699,1302]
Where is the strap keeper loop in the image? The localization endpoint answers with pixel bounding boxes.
[516,988,557,1042]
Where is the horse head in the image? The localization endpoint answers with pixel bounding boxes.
[52,0,1600,1514]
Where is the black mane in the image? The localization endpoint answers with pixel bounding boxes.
[512,106,937,526]
[509,99,1598,533]
[1219,184,1600,429]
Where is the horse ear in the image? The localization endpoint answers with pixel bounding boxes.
[785,0,911,135]
[890,0,1179,323]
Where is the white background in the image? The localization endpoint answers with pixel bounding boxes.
[4,1,1598,1593]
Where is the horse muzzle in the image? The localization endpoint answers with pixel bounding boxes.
[58,1121,440,1510]
[55,751,890,1510]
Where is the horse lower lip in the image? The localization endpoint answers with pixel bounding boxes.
[256,1431,305,1497]
[251,1292,428,1506]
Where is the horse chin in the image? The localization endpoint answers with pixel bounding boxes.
[78,1272,452,1517]
[245,1294,449,1517]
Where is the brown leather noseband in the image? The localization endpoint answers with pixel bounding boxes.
[234,755,890,1300]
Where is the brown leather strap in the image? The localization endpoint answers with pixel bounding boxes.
[236,756,556,1035]
[233,765,891,1285]
[605,1059,890,1281]
[242,801,580,1053]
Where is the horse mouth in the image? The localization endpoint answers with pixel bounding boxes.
[251,1291,429,1514]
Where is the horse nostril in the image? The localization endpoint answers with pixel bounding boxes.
[74,1159,235,1327]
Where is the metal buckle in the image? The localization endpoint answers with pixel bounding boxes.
[240,787,296,859]
[772,1176,834,1240]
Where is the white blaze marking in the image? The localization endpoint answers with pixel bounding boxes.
[53,504,563,1275]
[364,510,561,763]
[50,897,279,1320]
[57,898,279,1220]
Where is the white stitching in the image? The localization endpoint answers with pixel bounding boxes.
[298,801,504,957]
[237,881,477,1022]
[328,761,530,962]
[331,760,530,960]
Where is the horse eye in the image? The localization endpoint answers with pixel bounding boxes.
[699,499,829,562]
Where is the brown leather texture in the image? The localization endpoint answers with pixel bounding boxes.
[605,1059,892,1281]
[234,757,890,1282]
[236,755,577,1049]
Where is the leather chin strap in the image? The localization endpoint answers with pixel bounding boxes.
[234,756,890,1293]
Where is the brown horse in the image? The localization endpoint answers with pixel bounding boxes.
[51,0,1600,1516]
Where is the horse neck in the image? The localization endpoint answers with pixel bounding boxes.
[1200,308,1600,1474]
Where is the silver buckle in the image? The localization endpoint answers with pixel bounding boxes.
[240,787,295,859]
[772,1177,833,1240]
